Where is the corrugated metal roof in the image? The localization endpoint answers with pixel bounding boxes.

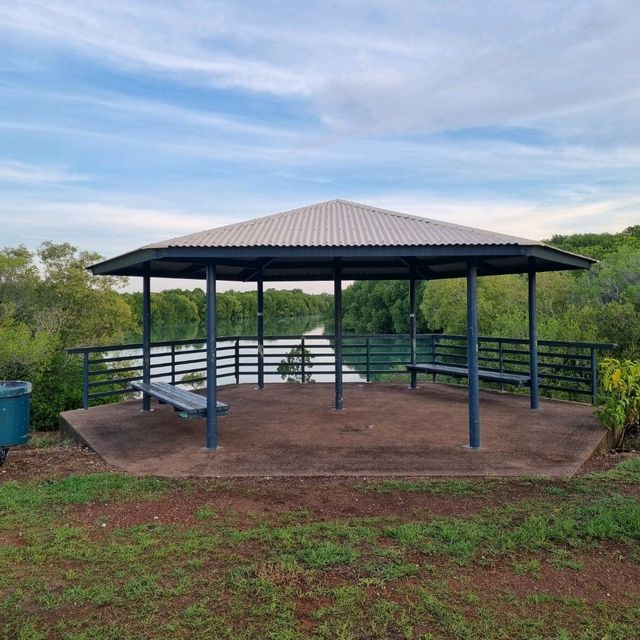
[144,199,543,249]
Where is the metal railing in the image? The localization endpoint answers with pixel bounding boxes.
[67,333,615,409]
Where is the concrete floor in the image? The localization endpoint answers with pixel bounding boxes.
[60,382,607,478]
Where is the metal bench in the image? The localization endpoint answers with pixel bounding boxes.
[131,381,229,418]
[406,363,530,386]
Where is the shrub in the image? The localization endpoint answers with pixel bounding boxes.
[596,357,640,448]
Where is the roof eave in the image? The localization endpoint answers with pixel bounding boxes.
[89,248,158,275]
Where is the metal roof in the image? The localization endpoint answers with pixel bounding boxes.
[145,199,542,249]
[90,199,595,281]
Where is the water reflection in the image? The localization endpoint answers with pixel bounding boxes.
[126,315,327,343]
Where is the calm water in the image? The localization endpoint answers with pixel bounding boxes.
[119,317,364,386]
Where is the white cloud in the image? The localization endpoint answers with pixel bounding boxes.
[0,161,88,184]
[2,1,639,136]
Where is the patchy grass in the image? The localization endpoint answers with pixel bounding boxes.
[1,459,639,639]
[355,478,484,495]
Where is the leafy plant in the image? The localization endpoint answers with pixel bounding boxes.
[180,372,205,389]
[277,345,313,383]
[596,357,640,448]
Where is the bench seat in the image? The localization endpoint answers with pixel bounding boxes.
[406,363,530,386]
[131,381,229,418]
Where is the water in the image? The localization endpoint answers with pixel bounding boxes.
[115,317,364,388]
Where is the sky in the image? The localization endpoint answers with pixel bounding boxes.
[1,1,639,292]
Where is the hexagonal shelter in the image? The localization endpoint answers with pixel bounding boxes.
[90,199,595,450]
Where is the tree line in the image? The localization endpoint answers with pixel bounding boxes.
[342,226,640,359]
[121,287,332,338]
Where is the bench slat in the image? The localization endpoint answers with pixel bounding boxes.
[406,363,530,386]
[131,382,229,418]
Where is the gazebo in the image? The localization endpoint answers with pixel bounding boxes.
[90,199,595,451]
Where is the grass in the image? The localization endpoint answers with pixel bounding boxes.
[355,478,484,495]
[1,460,639,639]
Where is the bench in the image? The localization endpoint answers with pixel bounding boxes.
[406,363,530,387]
[131,382,229,418]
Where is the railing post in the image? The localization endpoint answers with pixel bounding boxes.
[431,334,437,383]
[498,339,504,393]
[366,338,371,383]
[235,338,240,384]
[170,344,176,386]
[591,347,597,405]
[82,351,89,410]
[300,337,306,383]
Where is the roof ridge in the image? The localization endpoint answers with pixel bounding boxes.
[144,198,540,249]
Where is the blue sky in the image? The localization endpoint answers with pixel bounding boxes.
[1,1,639,291]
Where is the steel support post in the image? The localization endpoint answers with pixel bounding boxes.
[334,260,343,410]
[257,271,264,389]
[528,259,539,410]
[205,263,218,449]
[142,264,151,411]
[466,262,480,449]
[410,273,417,389]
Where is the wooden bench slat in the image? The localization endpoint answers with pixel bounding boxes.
[131,382,229,418]
[406,363,530,386]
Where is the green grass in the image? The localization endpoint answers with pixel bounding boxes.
[355,478,484,495]
[1,459,639,640]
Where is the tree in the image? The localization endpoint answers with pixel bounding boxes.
[277,346,314,383]
[0,241,136,428]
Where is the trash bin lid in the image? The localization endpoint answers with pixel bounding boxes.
[0,381,32,398]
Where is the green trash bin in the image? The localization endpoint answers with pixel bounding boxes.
[0,381,32,466]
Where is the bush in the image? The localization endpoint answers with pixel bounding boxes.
[596,357,640,449]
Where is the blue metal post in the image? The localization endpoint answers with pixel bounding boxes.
[142,264,151,411]
[466,262,480,449]
[235,338,240,384]
[365,338,371,383]
[431,334,437,383]
[410,272,417,389]
[257,270,264,389]
[590,347,597,404]
[528,259,539,410]
[334,260,343,410]
[205,263,218,449]
[82,351,89,410]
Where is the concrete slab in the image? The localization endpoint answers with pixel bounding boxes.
[60,383,608,478]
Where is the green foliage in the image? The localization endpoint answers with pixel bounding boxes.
[180,372,205,389]
[420,271,597,342]
[343,280,429,333]
[122,287,332,340]
[277,345,314,383]
[341,226,640,359]
[597,358,640,448]
[0,243,135,429]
